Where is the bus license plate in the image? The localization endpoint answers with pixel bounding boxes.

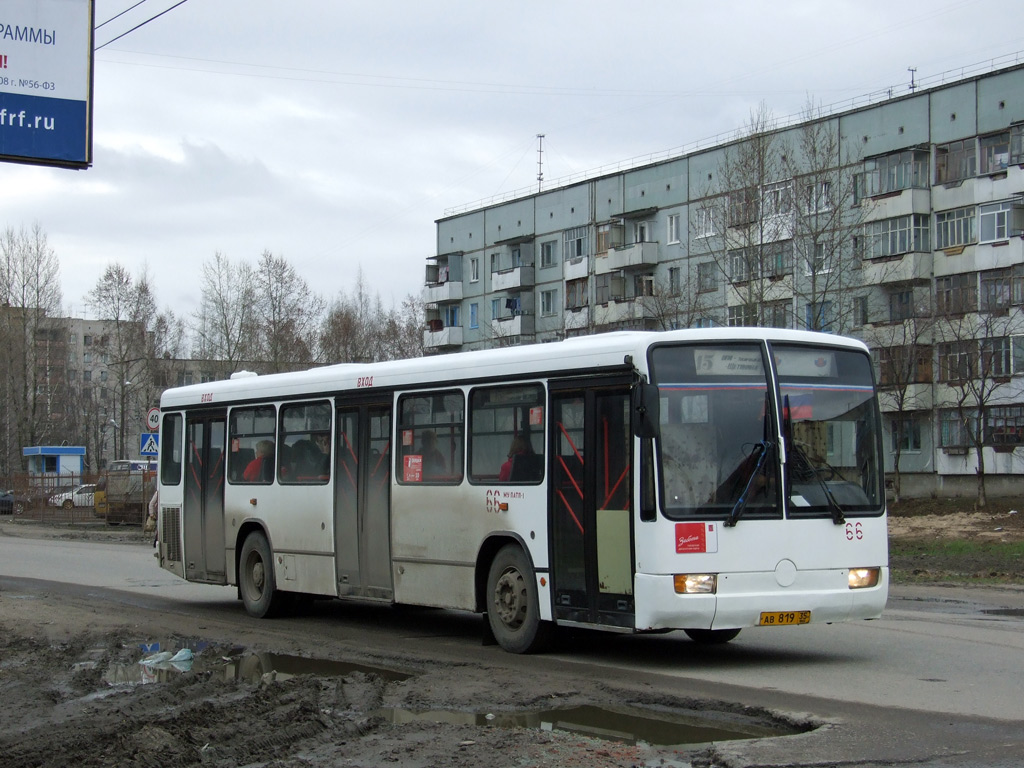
[759,610,810,626]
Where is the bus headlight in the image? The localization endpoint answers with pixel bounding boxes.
[848,567,880,589]
[674,574,717,594]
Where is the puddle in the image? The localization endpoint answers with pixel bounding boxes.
[222,652,411,684]
[379,703,796,746]
[982,608,1024,618]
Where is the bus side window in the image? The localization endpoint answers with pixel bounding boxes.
[229,405,277,485]
[397,390,464,484]
[468,384,545,484]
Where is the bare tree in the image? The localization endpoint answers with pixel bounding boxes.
[0,224,65,476]
[191,251,258,375]
[322,270,424,363]
[86,264,158,461]
[252,250,326,372]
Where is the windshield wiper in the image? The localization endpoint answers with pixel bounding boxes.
[725,440,772,528]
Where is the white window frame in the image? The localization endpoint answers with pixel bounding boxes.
[470,257,480,283]
[979,201,1012,243]
[667,214,680,244]
[696,207,714,238]
[935,207,975,249]
[540,289,557,316]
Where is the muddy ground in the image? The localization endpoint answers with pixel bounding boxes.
[0,501,1021,768]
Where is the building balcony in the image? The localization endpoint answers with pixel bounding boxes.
[595,242,659,274]
[564,256,589,280]
[878,383,933,412]
[423,325,463,350]
[490,313,535,338]
[593,298,656,327]
[563,306,590,333]
[861,251,933,285]
[424,281,463,304]
[491,266,535,292]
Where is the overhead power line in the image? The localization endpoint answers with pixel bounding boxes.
[96,0,190,51]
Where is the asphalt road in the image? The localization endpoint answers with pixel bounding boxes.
[2,529,1023,767]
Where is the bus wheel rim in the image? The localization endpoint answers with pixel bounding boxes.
[494,567,527,629]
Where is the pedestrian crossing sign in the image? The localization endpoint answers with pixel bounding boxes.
[140,433,160,456]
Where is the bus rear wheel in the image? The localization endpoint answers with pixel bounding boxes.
[684,628,741,644]
[239,531,284,618]
[486,544,551,654]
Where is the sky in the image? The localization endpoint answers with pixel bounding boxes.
[3,0,1024,324]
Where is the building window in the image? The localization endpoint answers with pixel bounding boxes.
[981,336,1012,377]
[83,369,91,382]
[469,303,478,329]
[1011,124,1024,165]
[596,273,625,304]
[697,262,717,293]
[668,267,681,293]
[489,252,500,273]
[939,409,972,448]
[935,207,975,249]
[803,180,831,213]
[764,300,791,329]
[856,149,929,201]
[935,139,976,183]
[633,221,650,243]
[470,258,480,282]
[854,295,870,326]
[727,303,757,326]
[979,201,1012,243]
[83,334,92,346]
[986,405,1024,445]
[693,316,716,329]
[565,278,587,310]
[491,298,500,320]
[935,273,977,315]
[762,181,793,218]
[667,213,680,244]
[979,132,1010,174]
[890,417,922,452]
[805,242,828,276]
[729,248,752,282]
[729,187,759,226]
[805,300,833,332]
[563,226,587,260]
[696,207,714,238]
[764,240,793,278]
[937,340,978,382]
[444,305,460,327]
[980,266,1024,310]
[541,289,557,316]
[889,289,914,321]
[540,240,557,268]
[863,214,930,259]
[876,345,932,385]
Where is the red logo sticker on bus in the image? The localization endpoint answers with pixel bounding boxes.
[529,406,543,426]
[676,522,707,553]
[403,455,423,482]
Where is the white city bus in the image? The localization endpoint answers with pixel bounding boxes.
[156,328,888,653]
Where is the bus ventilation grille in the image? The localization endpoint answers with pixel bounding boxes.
[162,507,182,563]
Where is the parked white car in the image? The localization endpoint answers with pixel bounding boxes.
[48,484,97,509]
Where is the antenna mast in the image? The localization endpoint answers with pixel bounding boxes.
[536,134,545,193]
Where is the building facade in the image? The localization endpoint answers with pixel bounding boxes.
[426,62,1024,497]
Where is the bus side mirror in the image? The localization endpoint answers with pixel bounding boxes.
[632,383,660,439]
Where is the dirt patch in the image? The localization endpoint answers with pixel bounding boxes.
[0,617,797,768]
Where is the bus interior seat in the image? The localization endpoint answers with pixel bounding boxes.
[510,453,544,481]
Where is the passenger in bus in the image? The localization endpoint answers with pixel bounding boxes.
[499,435,534,482]
[418,430,446,477]
[244,440,275,482]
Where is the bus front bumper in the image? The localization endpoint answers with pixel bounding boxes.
[633,568,889,632]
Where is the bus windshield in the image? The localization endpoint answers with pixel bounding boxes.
[774,343,884,517]
[650,341,884,520]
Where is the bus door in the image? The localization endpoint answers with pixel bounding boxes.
[334,401,393,600]
[183,410,226,583]
[549,381,634,628]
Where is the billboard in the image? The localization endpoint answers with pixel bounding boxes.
[0,0,94,168]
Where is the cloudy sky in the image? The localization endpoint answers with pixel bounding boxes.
[3,0,1024,322]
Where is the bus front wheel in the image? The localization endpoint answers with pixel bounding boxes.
[485,544,551,654]
[239,532,284,618]
[684,628,741,644]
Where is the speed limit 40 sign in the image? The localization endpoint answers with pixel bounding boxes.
[146,407,160,432]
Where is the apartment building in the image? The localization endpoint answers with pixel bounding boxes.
[425,60,1024,497]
